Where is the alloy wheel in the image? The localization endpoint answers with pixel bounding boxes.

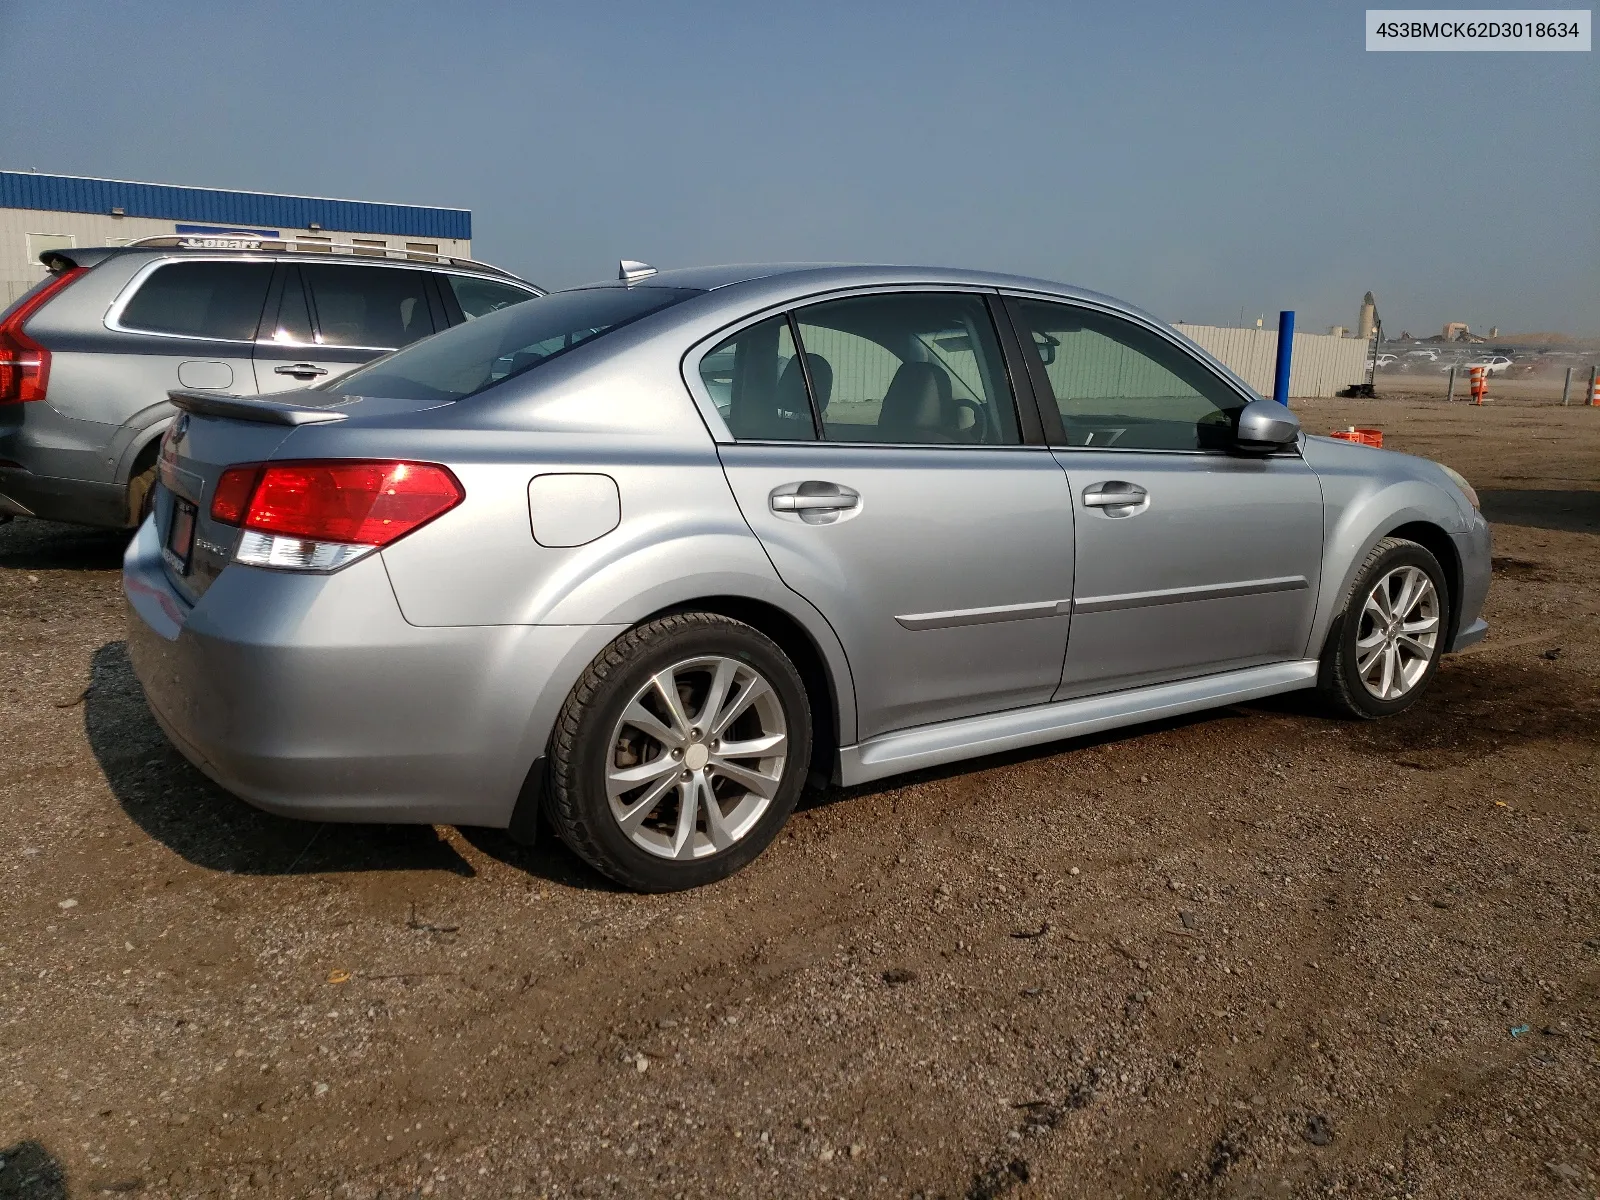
[1355,565,1441,701]
[606,655,788,860]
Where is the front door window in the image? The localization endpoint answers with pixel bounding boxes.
[1010,299,1246,451]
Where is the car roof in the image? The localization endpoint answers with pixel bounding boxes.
[39,242,541,290]
[568,262,1154,321]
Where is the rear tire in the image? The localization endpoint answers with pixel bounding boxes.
[128,463,158,527]
[546,613,812,892]
[1318,536,1448,719]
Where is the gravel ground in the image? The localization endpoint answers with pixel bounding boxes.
[1,395,1596,1199]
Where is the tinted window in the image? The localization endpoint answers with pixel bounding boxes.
[266,267,315,344]
[323,286,702,403]
[301,264,435,348]
[700,315,817,441]
[120,261,273,341]
[792,293,1020,445]
[449,276,535,319]
[1013,300,1247,451]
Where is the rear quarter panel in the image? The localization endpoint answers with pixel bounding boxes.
[281,336,862,742]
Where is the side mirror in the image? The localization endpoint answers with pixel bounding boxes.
[1235,398,1301,451]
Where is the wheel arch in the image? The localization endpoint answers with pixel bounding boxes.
[641,594,850,784]
[1385,520,1464,644]
[122,429,165,525]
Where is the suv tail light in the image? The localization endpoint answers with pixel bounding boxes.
[0,267,85,405]
[210,460,463,571]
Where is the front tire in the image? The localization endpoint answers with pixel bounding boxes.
[545,613,812,892]
[1318,536,1448,719]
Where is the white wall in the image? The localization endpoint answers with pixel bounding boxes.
[1173,323,1369,399]
[1,206,471,305]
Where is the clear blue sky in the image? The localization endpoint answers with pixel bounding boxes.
[1,0,1594,335]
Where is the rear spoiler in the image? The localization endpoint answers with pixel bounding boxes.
[38,247,125,273]
[168,389,348,426]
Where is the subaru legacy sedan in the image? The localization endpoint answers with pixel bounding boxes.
[125,264,1490,892]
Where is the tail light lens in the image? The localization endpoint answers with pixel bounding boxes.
[209,460,463,571]
[0,267,85,405]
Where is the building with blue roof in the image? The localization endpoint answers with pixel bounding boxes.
[2,171,471,304]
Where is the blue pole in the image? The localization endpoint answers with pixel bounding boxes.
[1271,310,1295,405]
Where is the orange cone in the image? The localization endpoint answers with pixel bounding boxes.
[1469,365,1488,405]
[1591,375,1600,407]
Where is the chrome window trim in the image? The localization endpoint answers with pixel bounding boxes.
[105,255,540,344]
[680,283,1025,448]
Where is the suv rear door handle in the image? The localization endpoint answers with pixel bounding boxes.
[274,363,328,379]
[1083,482,1148,509]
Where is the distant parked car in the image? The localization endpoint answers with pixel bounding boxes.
[126,262,1491,892]
[1404,349,1439,362]
[1366,353,1398,370]
[1446,355,1513,374]
[0,238,542,529]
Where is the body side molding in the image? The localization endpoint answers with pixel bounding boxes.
[895,598,1072,631]
[835,659,1320,786]
[1073,575,1308,616]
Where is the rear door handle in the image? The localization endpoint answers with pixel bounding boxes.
[274,363,329,379]
[768,482,860,523]
[1083,482,1148,509]
[771,494,855,512]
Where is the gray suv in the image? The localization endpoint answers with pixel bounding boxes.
[0,239,541,529]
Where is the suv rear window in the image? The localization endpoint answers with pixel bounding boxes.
[448,276,534,319]
[119,261,274,341]
[300,263,436,348]
[322,286,702,403]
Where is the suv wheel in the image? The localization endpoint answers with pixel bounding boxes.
[129,462,159,526]
[546,613,812,891]
[1318,536,1448,719]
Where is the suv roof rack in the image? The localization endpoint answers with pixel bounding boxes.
[117,234,533,285]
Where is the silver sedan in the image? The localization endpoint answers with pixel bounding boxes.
[125,264,1490,891]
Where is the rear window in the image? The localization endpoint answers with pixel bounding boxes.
[448,276,535,319]
[322,286,702,403]
[119,261,274,341]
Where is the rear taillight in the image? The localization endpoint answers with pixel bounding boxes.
[209,460,463,571]
[0,267,85,405]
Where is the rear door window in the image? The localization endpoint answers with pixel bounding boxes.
[119,261,274,341]
[792,292,1022,445]
[299,264,437,349]
[447,276,535,320]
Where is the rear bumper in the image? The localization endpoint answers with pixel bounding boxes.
[0,465,128,527]
[124,519,623,826]
[1,406,132,528]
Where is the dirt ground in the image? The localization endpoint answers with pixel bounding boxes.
[1,394,1597,1200]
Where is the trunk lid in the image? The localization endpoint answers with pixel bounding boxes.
[156,389,455,603]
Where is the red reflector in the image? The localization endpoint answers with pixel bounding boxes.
[210,465,263,525]
[0,267,85,405]
[238,461,463,545]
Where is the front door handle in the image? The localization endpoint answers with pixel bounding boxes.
[769,482,861,524]
[1083,482,1148,510]
[274,363,329,379]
